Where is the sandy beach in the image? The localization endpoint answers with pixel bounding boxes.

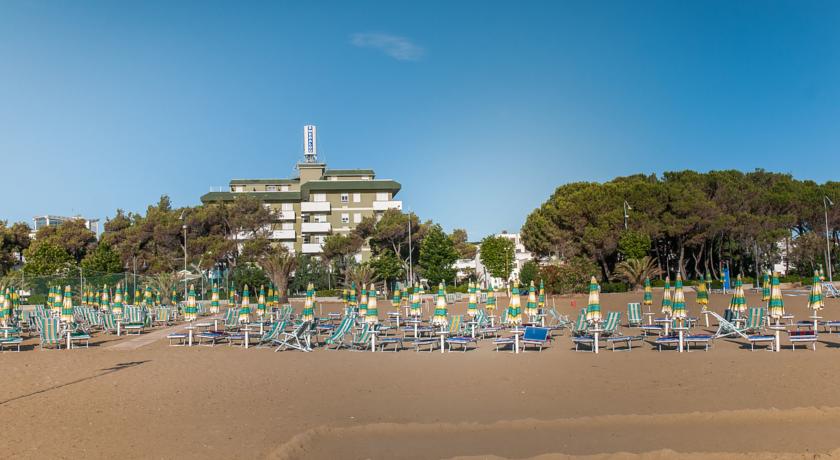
[3,289,840,459]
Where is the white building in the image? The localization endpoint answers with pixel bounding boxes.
[31,215,100,238]
[466,231,533,287]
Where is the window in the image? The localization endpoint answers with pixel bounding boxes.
[361,176,371,180]
[313,193,326,202]
[376,192,389,201]
[341,213,349,224]
[340,193,349,203]
[280,185,290,192]
[314,214,326,223]
[233,185,244,192]
[266,185,277,192]
[353,193,361,203]
[353,213,362,223]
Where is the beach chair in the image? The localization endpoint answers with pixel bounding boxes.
[747,334,776,351]
[446,315,478,352]
[547,308,571,332]
[256,320,287,348]
[102,313,118,334]
[521,326,550,351]
[600,312,621,338]
[123,306,146,335]
[627,303,642,327]
[742,307,766,334]
[223,308,239,331]
[570,310,588,337]
[39,318,63,350]
[789,330,817,351]
[475,310,501,338]
[445,293,456,304]
[154,308,172,327]
[823,282,840,298]
[274,321,312,352]
[709,311,749,340]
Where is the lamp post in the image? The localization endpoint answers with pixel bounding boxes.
[623,201,632,230]
[825,195,834,283]
[407,210,413,284]
[180,211,188,300]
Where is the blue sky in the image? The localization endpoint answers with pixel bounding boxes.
[2,1,839,239]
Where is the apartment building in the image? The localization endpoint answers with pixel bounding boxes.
[31,215,100,239]
[200,126,403,257]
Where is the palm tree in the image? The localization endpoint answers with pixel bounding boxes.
[614,256,661,290]
[149,272,178,305]
[259,246,297,303]
[346,263,377,291]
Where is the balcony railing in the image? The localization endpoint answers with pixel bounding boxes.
[302,242,324,254]
[373,200,403,211]
[275,210,295,221]
[301,201,330,212]
[269,230,296,240]
[301,222,331,233]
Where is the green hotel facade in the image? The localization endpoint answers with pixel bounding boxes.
[200,126,402,258]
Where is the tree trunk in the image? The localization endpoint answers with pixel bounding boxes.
[272,274,290,304]
[677,242,686,279]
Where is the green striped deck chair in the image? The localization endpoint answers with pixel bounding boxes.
[350,323,372,351]
[601,311,621,336]
[35,305,46,317]
[627,303,642,327]
[223,308,239,331]
[154,308,172,326]
[39,317,62,350]
[102,313,118,334]
[449,315,463,335]
[124,306,146,334]
[326,313,356,349]
[571,310,588,336]
[744,307,766,334]
[256,320,287,348]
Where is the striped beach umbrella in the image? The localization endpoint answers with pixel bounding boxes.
[643,278,653,306]
[0,289,10,327]
[819,266,826,282]
[171,289,178,304]
[366,286,379,325]
[392,284,402,307]
[696,276,708,310]
[761,271,771,302]
[301,283,315,322]
[486,284,497,311]
[100,285,110,312]
[61,285,74,323]
[729,275,746,316]
[81,289,88,308]
[768,272,785,320]
[267,286,275,309]
[525,281,538,318]
[113,283,124,317]
[228,284,235,306]
[506,284,523,326]
[672,274,687,324]
[349,283,357,309]
[341,288,349,309]
[410,283,421,317]
[585,276,602,324]
[184,284,198,321]
[660,277,672,317]
[467,282,478,317]
[808,270,824,316]
[257,285,267,319]
[358,286,368,318]
[143,286,153,307]
[134,288,142,306]
[538,279,546,310]
[432,283,449,327]
[46,286,54,311]
[705,272,712,294]
[238,284,251,323]
[210,283,220,313]
[155,290,161,306]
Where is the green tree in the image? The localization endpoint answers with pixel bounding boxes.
[370,249,405,290]
[618,230,651,260]
[450,228,477,259]
[23,241,74,275]
[81,242,124,273]
[418,225,458,285]
[231,265,270,295]
[322,233,363,285]
[35,219,97,263]
[613,256,661,290]
[519,260,539,287]
[258,245,297,303]
[479,235,515,281]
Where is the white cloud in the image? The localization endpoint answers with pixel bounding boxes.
[350,33,424,61]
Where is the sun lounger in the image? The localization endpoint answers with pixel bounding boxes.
[378,336,403,352]
[627,303,642,327]
[274,321,313,352]
[709,311,749,340]
[349,324,372,351]
[789,330,817,351]
[0,336,23,352]
[255,321,286,348]
[167,333,188,346]
[325,314,356,350]
[654,335,680,351]
[197,331,227,346]
[747,335,775,351]
[445,316,477,352]
[606,335,644,351]
[492,336,515,352]
[684,335,713,351]
[521,326,550,352]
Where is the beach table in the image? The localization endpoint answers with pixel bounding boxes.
[589,328,603,354]
[0,326,14,339]
[654,318,671,335]
[673,326,689,353]
[241,326,256,349]
[769,324,786,352]
[184,325,196,346]
[701,310,711,327]
[407,318,423,338]
[436,329,448,354]
[116,318,122,336]
[643,312,655,325]
[467,319,478,339]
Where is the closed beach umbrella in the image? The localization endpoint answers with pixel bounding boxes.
[410,283,421,317]
[184,284,198,321]
[81,289,88,308]
[761,271,771,302]
[808,270,824,329]
[366,286,379,325]
[143,286,153,307]
[301,283,315,322]
[486,284,496,312]
[46,287,55,311]
[228,284,235,306]
[729,275,746,316]
[239,285,251,323]
[342,288,349,309]
[705,273,712,294]
[696,276,708,310]
[135,288,142,306]
[672,275,687,324]
[392,284,402,307]
[0,289,10,326]
[171,289,178,305]
[526,281,538,318]
[257,285,267,319]
[538,279,546,310]
[358,286,368,318]
[267,285,275,309]
[586,276,602,324]
[113,283,124,317]
[349,282,358,309]
[506,284,523,326]
[432,283,449,327]
[660,277,672,317]
[210,283,220,313]
[61,285,74,323]
[467,282,478,317]
[100,285,110,312]
[768,272,785,321]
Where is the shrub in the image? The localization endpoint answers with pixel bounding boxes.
[600,282,629,293]
[540,257,598,294]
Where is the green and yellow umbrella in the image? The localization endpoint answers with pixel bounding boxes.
[768,272,785,320]
[46,286,55,311]
[729,275,746,316]
[61,285,74,323]
[349,282,358,309]
[467,282,478,317]
[238,284,251,323]
[808,270,824,324]
[506,284,523,326]
[228,284,235,306]
[155,290,161,307]
[643,278,653,306]
[761,271,771,303]
[257,285,267,319]
[486,284,497,311]
[113,283,124,317]
[342,288,349,309]
[672,274,687,324]
[585,276,601,324]
[410,283,421,317]
[0,289,10,327]
[143,286,153,307]
[660,277,672,317]
[366,286,380,325]
[210,283,220,314]
[134,288,142,306]
[267,286,275,309]
[696,276,708,310]
[705,272,712,294]
[81,289,88,308]
[100,284,110,312]
[171,289,178,304]
[358,286,368,318]
[819,266,826,282]
[432,283,449,327]
[184,284,198,321]
[525,280,538,318]
[301,283,315,322]
[538,279,546,310]
[392,284,402,307]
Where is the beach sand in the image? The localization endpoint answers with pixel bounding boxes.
[2,288,840,459]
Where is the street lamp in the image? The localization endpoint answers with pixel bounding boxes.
[180,211,188,300]
[407,210,413,284]
[623,201,632,230]
[824,195,834,283]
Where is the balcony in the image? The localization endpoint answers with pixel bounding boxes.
[269,230,296,240]
[301,222,331,233]
[275,210,295,221]
[302,242,324,254]
[373,200,403,211]
[301,201,330,212]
